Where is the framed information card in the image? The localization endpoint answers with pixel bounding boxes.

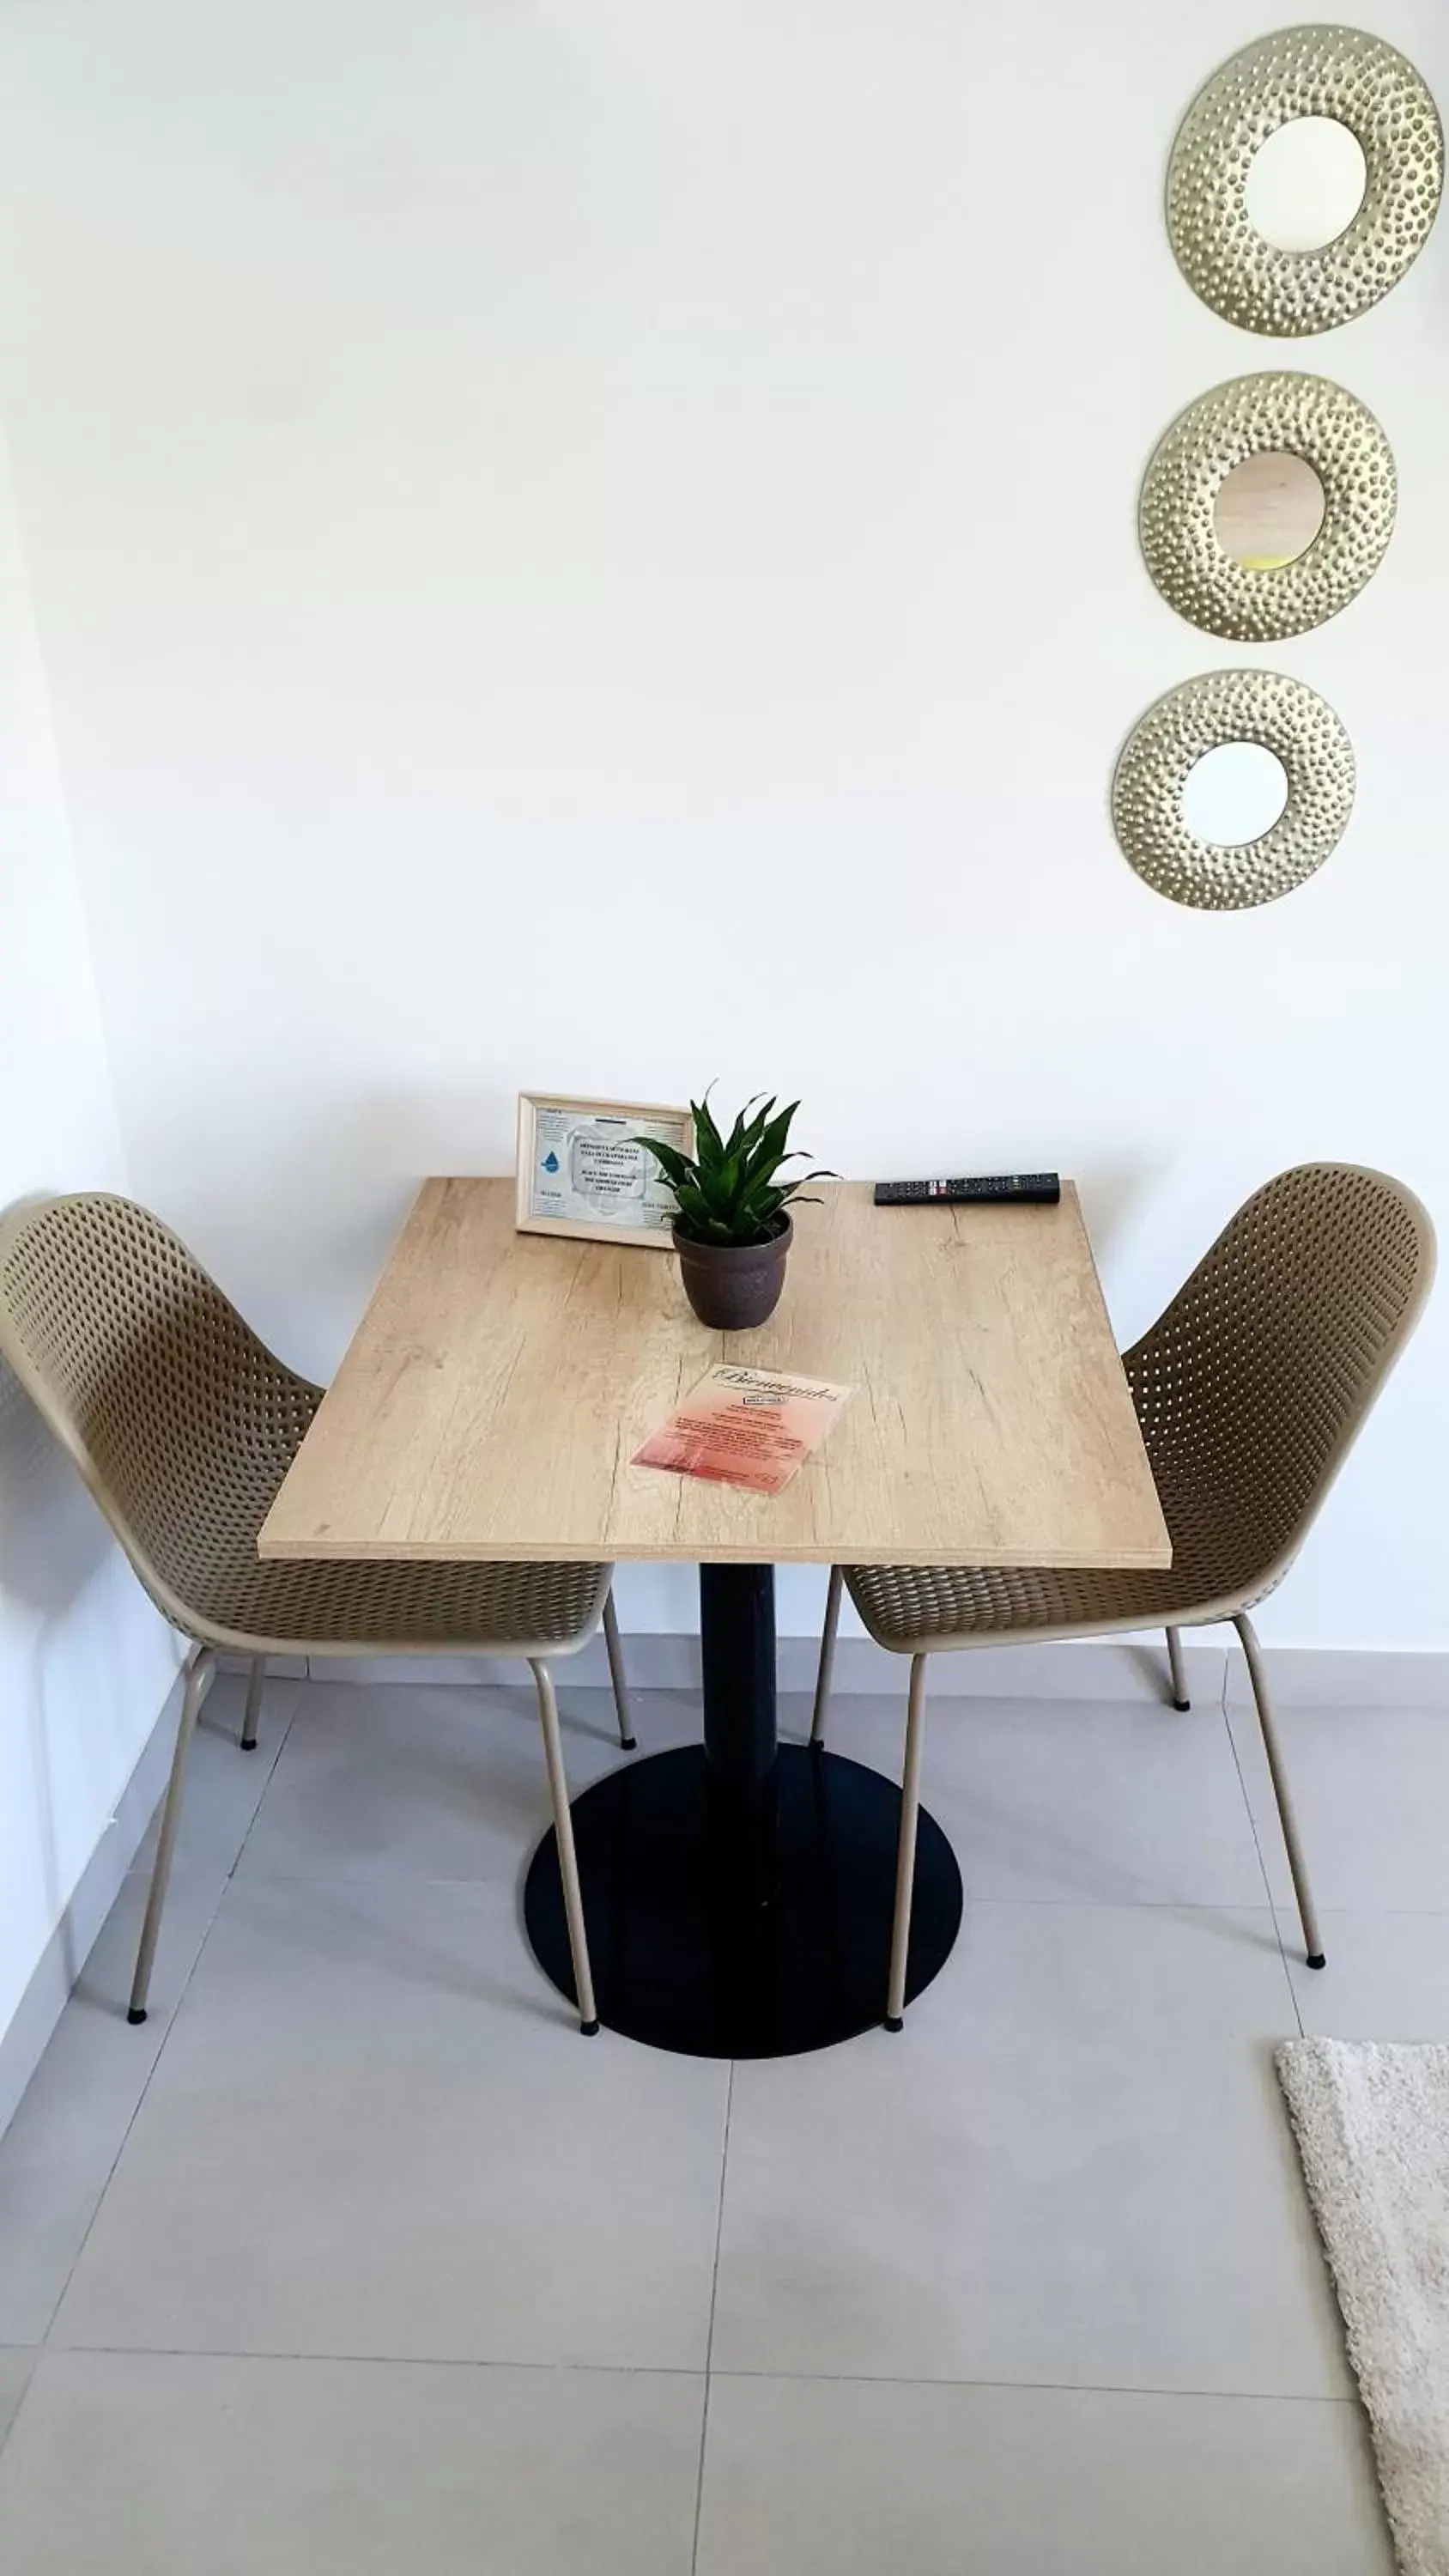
[516,1092,694,1249]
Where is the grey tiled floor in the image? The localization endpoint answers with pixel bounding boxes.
[1,1660,1441,2570]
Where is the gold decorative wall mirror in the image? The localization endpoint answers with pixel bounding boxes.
[1214,453,1325,568]
[1139,373,1396,640]
[1243,113,1367,251]
[1112,669,1355,910]
[1167,27,1443,335]
[1179,741,1289,845]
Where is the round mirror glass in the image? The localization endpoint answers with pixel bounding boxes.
[1214,451,1327,569]
[1180,741,1289,845]
[1245,117,1367,252]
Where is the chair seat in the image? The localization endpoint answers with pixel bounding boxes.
[150,1397,611,1655]
[847,1558,1189,1651]
[181,1545,613,1658]
[846,1465,1260,1651]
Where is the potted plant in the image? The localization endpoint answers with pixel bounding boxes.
[634,1093,833,1329]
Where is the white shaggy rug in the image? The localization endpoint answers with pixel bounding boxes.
[1277,2039,1449,2576]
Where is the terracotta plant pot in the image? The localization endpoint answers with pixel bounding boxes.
[673,1215,792,1331]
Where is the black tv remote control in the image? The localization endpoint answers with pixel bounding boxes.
[873,1174,1061,1207]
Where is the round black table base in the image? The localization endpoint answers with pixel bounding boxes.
[524,1744,964,2058]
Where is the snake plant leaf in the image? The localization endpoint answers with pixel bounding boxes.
[726,1096,774,1161]
[632,1135,694,1191]
[690,1091,725,1165]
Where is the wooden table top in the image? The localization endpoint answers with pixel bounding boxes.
[258,1178,1171,1571]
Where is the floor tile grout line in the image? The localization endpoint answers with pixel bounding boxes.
[1207,1644,1315,2046]
[1218,1687,1307,2038]
[16,2342,1361,2409]
[35,1682,305,2348]
[700,2363,1361,2406]
[34,2345,706,2378]
[210,1879,1321,1906]
[223,1678,305,1884]
[0,2352,39,2470]
[690,2059,734,2576]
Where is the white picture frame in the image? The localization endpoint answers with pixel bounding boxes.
[515,1092,694,1249]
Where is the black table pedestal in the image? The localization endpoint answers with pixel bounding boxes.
[523,1564,963,2058]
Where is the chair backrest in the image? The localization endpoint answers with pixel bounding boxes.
[1125,1163,1435,1609]
[0,1192,318,1633]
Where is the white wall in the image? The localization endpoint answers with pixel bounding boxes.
[0,422,179,2066]
[0,0,1444,1647]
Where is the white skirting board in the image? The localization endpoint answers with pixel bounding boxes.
[218,1632,1449,1706]
[0,1662,190,2143]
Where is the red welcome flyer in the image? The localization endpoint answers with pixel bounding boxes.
[633,1364,855,1497]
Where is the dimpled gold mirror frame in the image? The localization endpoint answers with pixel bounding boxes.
[1140,372,1396,641]
[1167,27,1443,336]
[1112,668,1355,911]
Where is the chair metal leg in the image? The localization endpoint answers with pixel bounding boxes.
[531,1658,600,2033]
[809,1565,844,1750]
[241,1654,265,1751]
[885,1653,930,2030]
[1165,1626,1191,1712]
[129,1646,216,2024]
[1234,1612,1325,1970]
[601,1591,636,1752]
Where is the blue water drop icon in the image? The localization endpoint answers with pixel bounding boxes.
[542,1151,561,1173]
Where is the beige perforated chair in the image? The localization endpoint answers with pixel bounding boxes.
[809,1164,1435,2028]
[0,1192,636,2037]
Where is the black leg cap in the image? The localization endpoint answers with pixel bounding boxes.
[580,2018,601,2036]
[1306,1953,1327,1971]
[809,1735,825,1756]
[1172,1698,1191,1714]
[126,2006,148,2026]
[884,2014,904,2033]
[240,1737,258,1753]
[620,1736,638,1753]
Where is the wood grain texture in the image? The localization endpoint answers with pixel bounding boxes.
[258,1180,1171,1570]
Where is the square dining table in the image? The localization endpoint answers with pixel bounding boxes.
[260,1177,1170,2057]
